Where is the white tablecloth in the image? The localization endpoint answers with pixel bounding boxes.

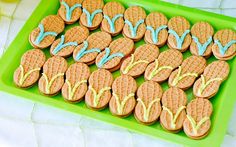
[0,0,236,146]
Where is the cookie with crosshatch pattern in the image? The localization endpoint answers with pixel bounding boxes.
[134,81,163,125]
[14,49,46,88]
[38,56,68,96]
[85,69,113,110]
[62,63,90,103]
[29,15,65,49]
[109,75,137,117]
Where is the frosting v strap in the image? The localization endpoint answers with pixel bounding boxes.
[187,115,210,135]
[66,79,87,100]
[113,93,135,115]
[89,86,111,107]
[97,48,124,68]
[146,25,167,44]
[125,19,144,38]
[19,65,40,86]
[137,98,160,122]
[192,36,212,56]
[215,39,236,55]
[147,59,173,80]
[52,35,78,55]
[104,14,123,33]
[34,24,57,45]
[168,29,190,49]
[83,8,103,27]
[61,1,82,21]
[75,41,101,61]
[42,73,64,94]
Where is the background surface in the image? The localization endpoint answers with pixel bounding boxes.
[0,0,236,146]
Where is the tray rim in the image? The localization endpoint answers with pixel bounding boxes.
[0,0,236,146]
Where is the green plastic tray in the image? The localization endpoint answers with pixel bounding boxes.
[0,0,236,146]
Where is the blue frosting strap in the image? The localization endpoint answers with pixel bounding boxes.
[34,24,57,45]
[125,19,144,38]
[61,1,82,21]
[75,41,101,61]
[192,36,212,56]
[168,29,190,49]
[83,8,103,27]
[215,39,236,55]
[146,25,168,44]
[97,48,124,68]
[52,35,78,55]
[104,14,123,33]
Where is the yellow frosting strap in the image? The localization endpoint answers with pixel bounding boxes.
[89,86,111,107]
[137,97,160,122]
[197,75,222,96]
[187,115,210,135]
[19,65,40,85]
[123,54,149,74]
[66,79,87,100]
[171,66,198,86]
[162,105,186,129]
[147,59,173,80]
[42,73,64,94]
[113,93,135,115]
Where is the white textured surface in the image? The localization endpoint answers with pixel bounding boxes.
[0,0,236,146]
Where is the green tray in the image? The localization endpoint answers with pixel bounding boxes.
[0,0,236,146]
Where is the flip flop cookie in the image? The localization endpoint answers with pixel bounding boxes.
[80,0,104,30]
[134,81,163,125]
[73,31,112,65]
[190,22,214,58]
[160,87,187,133]
[144,49,183,83]
[62,63,90,103]
[101,1,125,36]
[58,0,83,24]
[120,44,159,78]
[95,37,134,72]
[123,6,146,42]
[85,69,113,110]
[193,60,229,99]
[212,29,236,60]
[167,16,191,52]
[29,15,65,49]
[38,56,68,96]
[109,75,137,117]
[168,56,206,90]
[183,98,213,139]
[144,12,168,47]
[50,26,89,58]
[14,49,46,88]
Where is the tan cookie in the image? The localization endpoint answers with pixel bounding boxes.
[167,16,191,52]
[29,15,65,49]
[14,49,46,88]
[101,1,125,36]
[193,60,229,99]
[58,0,83,24]
[134,81,163,125]
[168,56,206,90]
[144,49,183,83]
[212,29,236,60]
[144,12,168,47]
[73,31,112,65]
[183,98,213,139]
[62,63,90,103]
[160,87,187,133]
[190,22,214,58]
[109,75,137,117]
[50,26,89,58]
[120,44,159,78]
[123,6,146,42]
[79,0,104,30]
[85,69,113,110]
[95,37,134,72]
[38,56,68,96]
